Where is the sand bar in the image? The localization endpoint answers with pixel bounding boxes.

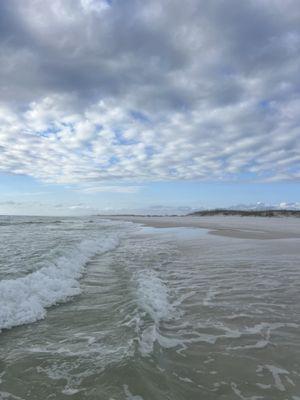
[106,215,300,240]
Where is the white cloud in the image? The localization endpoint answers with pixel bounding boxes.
[0,94,299,184]
[227,202,300,211]
[0,200,100,216]
[79,185,143,193]
[0,0,299,184]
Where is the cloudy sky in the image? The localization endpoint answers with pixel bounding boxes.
[0,0,299,214]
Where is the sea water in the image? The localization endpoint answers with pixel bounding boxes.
[0,216,299,399]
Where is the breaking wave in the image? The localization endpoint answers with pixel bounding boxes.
[0,235,119,331]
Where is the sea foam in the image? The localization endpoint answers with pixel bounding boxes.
[136,269,174,323]
[0,235,119,331]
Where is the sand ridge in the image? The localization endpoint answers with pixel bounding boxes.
[105,215,300,240]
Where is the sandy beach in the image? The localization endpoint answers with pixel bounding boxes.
[106,215,300,240]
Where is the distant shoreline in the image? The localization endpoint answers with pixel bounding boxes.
[104,214,300,240]
[188,209,300,217]
[99,209,300,218]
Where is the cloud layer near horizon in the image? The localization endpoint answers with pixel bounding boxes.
[0,0,299,184]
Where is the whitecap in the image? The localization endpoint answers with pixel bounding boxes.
[0,235,119,331]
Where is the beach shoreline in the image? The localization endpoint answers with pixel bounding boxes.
[2,215,300,398]
[105,215,300,240]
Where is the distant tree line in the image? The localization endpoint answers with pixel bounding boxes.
[188,209,300,217]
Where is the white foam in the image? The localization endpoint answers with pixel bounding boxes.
[0,392,25,400]
[203,287,219,306]
[0,235,119,331]
[61,388,80,396]
[264,365,289,392]
[231,382,264,400]
[228,340,269,350]
[135,269,183,355]
[138,324,183,355]
[123,385,144,400]
[136,270,174,323]
[139,324,156,354]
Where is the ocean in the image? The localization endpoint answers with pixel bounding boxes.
[0,216,299,399]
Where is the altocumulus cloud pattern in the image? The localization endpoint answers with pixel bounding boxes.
[0,0,299,184]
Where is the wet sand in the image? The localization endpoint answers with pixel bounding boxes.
[106,215,300,240]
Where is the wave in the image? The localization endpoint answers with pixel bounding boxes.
[0,217,64,226]
[134,269,179,355]
[136,269,174,323]
[0,235,119,331]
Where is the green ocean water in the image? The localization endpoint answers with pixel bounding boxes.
[0,217,300,399]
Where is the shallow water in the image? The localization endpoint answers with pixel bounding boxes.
[0,216,300,399]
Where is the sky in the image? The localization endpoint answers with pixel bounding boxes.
[0,0,299,215]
